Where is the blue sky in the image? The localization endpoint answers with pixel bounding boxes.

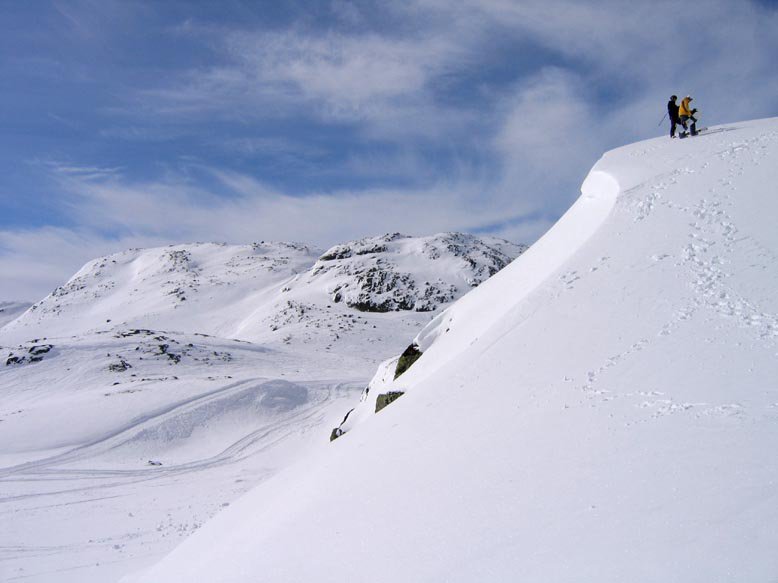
[1,0,777,301]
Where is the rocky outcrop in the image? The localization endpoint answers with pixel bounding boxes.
[314,233,526,314]
[5,343,53,366]
[375,391,404,413]
[394,344,422,379]
[325,233,527,441]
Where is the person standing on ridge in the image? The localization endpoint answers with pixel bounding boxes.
[678,95,698,137]
[667,95,680,138]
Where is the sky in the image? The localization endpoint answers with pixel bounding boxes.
[1,0,776,302]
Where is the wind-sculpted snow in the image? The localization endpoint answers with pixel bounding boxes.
[132,118,778,583]
[333,166,619,435]
[414,167,619,360]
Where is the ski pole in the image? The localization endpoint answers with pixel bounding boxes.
[657,112,667,126]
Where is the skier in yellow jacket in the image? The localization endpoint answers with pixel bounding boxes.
[678,96,698,137]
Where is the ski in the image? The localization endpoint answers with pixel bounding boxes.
[678,127,708,139]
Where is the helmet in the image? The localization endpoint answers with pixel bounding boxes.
[670,95,677,100]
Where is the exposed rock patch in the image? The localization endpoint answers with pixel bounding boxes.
[394,344,423,379]
[375,391,404,413]
[5,343,53,366]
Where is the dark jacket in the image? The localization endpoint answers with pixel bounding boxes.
[667,100,679,121]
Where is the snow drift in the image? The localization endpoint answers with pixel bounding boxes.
[132,118,778,583]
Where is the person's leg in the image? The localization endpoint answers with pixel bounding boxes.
[679,116,689,136]
[670,117,677,137]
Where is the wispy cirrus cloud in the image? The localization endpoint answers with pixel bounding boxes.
[52,161,533,244]
[133,26,475,141]
[0,159,541,301]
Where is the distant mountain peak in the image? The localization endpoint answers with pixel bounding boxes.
[1,233,525,355]
[311,232,526,313]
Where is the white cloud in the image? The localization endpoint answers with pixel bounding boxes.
[125,0,778,150]
[496,69,597,168]
[1,161,548,301]
[61,166,533,243]
[230,31,430,112]
[130,16,480,142]
[330,0,365,26]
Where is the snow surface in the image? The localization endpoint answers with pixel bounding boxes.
[0,233,521,582]
[0,302,31,329]
[131,119,778,583]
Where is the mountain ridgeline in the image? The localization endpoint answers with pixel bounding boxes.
[314,232,524,313]
[2,232,526,375]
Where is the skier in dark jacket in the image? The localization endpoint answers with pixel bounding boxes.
[667,95,680,138]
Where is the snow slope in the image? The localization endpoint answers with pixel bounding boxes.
[132,118,778,583]
[0,302,31,329]
[0,234,522,582]
[0,328,361,583]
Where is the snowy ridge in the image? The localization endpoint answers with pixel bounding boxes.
[132,118,778,583]
[2,234,524,352]
[333,163,620,436]
[1,241,320,342]
[313,232,523,313]
[415,166,618,370]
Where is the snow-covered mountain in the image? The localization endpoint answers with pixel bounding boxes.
[313,232,522,313]
[2,233,524,353]
[0,233,523,583]
[131,118,778,583]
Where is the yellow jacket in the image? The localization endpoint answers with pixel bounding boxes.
[679,97,693,117]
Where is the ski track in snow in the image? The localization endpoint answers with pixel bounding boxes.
[0,375,361,582]
[2,386,337,488]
